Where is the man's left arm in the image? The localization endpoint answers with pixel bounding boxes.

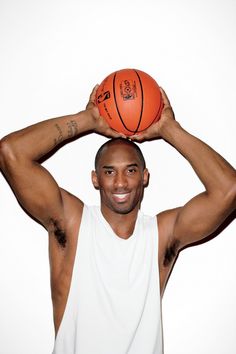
[159,120,235,248]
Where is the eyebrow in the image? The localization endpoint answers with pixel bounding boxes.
[102,163,139,169]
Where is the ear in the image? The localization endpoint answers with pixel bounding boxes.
[143,168,149,187]
[91,170,100,190]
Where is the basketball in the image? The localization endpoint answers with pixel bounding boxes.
[95,68,163,136]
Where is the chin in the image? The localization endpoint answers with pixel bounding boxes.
[112,207,133,215]
[109,201,140,215]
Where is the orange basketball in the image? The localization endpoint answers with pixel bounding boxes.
[96,68,163,136]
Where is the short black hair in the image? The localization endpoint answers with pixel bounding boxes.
[94,138,146,171]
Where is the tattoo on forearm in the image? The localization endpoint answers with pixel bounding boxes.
[54,120,79,146]
[54,124,64,146]
[67,120,79,138]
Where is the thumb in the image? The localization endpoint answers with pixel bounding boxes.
[86,84,99,110]
[159,87,171,107]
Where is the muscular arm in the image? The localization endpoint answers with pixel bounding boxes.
[132,89,236,252]
[0,87,122,233]
[0,113,86,230]
[159,119,235,247]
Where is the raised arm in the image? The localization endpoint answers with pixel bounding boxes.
[0,86,122,233]
[131,89,236,251]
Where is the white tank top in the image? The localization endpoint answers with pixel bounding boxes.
[52,205,163,354]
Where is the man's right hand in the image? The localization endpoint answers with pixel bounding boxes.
[83,85,125,139]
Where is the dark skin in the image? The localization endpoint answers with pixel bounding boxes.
[0,86,235,334]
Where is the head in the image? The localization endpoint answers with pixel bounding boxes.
[92,138,149,215]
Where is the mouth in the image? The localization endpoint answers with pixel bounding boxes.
[112,192,130,203]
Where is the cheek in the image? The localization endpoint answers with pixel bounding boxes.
[130,180,144,196]
[98,178,112,191]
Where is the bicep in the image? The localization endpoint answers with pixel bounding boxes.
[3,160,64,229]
[173,191,234,248]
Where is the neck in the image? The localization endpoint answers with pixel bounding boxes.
[100,205,140,239]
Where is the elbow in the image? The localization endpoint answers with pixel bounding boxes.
[223,176,236,213]
[209,174,236,217]
[228,181,236,210]
[0,136,17,172]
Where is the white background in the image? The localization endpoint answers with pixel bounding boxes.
[0,0,235,353]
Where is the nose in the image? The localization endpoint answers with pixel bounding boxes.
[114,171,128,190]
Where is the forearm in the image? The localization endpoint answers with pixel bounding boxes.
[160,119,236,196]
[0,111,92,162]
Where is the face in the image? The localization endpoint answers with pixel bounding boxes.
[92,141,149,215]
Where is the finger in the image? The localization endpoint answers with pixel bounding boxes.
[98,118,126,139]
[89,84,99,102]
[159,87,171,107]
[130,122,159,141]
[86,84,99,109]
[108,129,127,139]
[129,132,146,142]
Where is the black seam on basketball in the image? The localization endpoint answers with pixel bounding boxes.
[113,71,136,133]
[133,70,144,134]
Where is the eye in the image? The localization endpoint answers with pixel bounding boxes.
[104,170,115,175]
[127,168,137,174]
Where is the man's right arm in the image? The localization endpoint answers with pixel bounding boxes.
[0,86,122,231]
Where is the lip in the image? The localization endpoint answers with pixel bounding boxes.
[112,192,130,203]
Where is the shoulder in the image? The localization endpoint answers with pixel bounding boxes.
[60,188,84,219]
[61,188,87,237]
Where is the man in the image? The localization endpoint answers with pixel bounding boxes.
[0,86,235,354]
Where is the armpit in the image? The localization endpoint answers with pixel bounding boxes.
[163,239,180,267]
[49,218,67,248]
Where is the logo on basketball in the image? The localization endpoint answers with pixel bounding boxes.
[120,80,137,101]
[97,91,111,104]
